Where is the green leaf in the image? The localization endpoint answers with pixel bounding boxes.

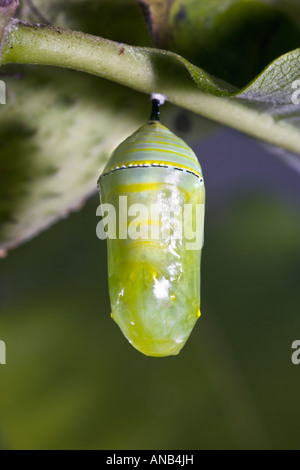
[2,22,300,152]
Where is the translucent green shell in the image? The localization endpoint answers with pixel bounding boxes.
[98,120,205,357]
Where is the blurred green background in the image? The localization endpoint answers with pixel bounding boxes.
[0,124,300,450]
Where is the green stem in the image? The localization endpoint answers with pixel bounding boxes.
[1,20,300,154]
[1,20,161,92]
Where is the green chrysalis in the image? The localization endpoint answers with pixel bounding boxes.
[98,99,205,357]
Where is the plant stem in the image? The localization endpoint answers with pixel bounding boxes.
[1,20,300,155]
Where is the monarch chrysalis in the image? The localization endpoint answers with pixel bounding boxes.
[97,99,205,357]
